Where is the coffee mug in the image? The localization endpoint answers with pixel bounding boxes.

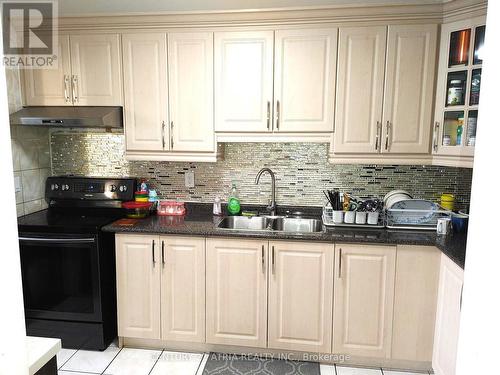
[437,217,452,235]
[451,213,469,233]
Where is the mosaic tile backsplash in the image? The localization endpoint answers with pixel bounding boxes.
[51,132,473,210]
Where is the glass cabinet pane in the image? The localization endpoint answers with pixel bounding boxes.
[473,25,485,65]
[443,111,465,147]
[466,110,478,147]
[470,69,481,106]
[448,29,471,67]
[446,71,467,107]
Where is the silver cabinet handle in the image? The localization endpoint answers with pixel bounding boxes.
[170,121,174,149]
[433,122,440,152]
[375,121,381,151]
[275,100,280,131]
[64,75,71,103]
[385,121,390,151]
[161,121,166,149]
[338,248,342,279]
[161,240,165,266]
[267,101,271,130]
[152,240,156,265]
[272,245,275,274]
[261,245,265,273]
[71,75,78,103]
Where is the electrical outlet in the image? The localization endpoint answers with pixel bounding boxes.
[185,170,195,188]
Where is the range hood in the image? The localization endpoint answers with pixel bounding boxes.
[9,106,123,128]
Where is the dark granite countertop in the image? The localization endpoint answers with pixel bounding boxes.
[103,204,466,269]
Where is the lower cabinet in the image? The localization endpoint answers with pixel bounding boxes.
[432,253,464,375]
[205,238,268,347]
[115,234,205,342]
[333,244,396,358]
[116,234,161,339]
[268,241,334,353]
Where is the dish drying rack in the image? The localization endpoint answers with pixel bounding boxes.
[385,205,452,230]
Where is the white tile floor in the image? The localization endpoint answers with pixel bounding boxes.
[56,343,434,375]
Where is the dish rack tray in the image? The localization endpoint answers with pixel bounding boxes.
[386,206,452,230]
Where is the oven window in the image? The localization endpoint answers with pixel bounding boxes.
[20,240,96,314]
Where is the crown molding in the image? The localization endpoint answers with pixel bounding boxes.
[56,0,486,32]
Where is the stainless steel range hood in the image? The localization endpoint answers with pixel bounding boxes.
[9,106,123,128]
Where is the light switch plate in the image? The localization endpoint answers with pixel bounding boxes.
[185,170,195,188]
[14,176,21,193]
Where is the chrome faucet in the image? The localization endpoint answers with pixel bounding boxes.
[255,168,277,216]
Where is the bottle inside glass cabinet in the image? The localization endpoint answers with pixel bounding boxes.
[448,29,471,67]
[446,72,467,106]
[443,111,464,147]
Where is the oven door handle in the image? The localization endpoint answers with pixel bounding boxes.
[19,237,96,244]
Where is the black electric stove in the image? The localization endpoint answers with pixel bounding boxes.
[18,176,136,350]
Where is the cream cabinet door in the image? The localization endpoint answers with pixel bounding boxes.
[122,33,168,152]
[23,35,72,105]
[160,236,205,343]
[333,244,396,358]
[392,245,441,362]
[206,238,268,348]
[382,24,437,154]
[433,254,464,375]
[274,28,337,132]
[168,32,214,152]
[268,241,333,353]
[333,26,387,153]
[115,234,161,340]
[70,34,122,105]
[214,31,274,132]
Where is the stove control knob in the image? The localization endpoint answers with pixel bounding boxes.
[52,183,59,191]
[110,184,117,192]
[119,185,128,192]
[62,184,70,191]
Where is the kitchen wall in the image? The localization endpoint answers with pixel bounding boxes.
[6,68,51,216]
[51,131,473,210]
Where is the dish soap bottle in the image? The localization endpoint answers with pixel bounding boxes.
[227,183,241,216]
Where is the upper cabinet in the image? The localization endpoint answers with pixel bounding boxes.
[122,33,168,152]
[122,32,218,161]
[332,24,437,159]
[23,34,122,106]
[215,27,337,140]
[433,16,486,168]
[214,31,274,133]
[168,32,214,152]
[334,26,386,153]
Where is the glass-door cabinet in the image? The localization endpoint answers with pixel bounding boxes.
[433,16,485,165]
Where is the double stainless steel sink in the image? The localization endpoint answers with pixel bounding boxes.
[217,215,323,233]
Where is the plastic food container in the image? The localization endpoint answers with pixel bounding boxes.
[122,201,153,219]
[135,191,149,202]
[157,201,186,216]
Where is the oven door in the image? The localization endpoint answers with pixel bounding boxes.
[19,233,103,322]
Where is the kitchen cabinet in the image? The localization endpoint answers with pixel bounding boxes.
[24,34,122,106]
[333,244,396,358]
[168,32,214,152]
[215,27,337,140]
[392,245,441,362]
[116,234,205,343]
[333,26,387,153]
[122,32,219,161]
[115,234,161,340]
[432,253,464,375]
[274,28,337,132]
[214,31,274,133]
[331,24,437,160]
[160,236,205,343]
[205,238,268,348]
[268,241,333,353]
[432,16,485,168]
[23,35,72,106]
[122,33,168,151]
